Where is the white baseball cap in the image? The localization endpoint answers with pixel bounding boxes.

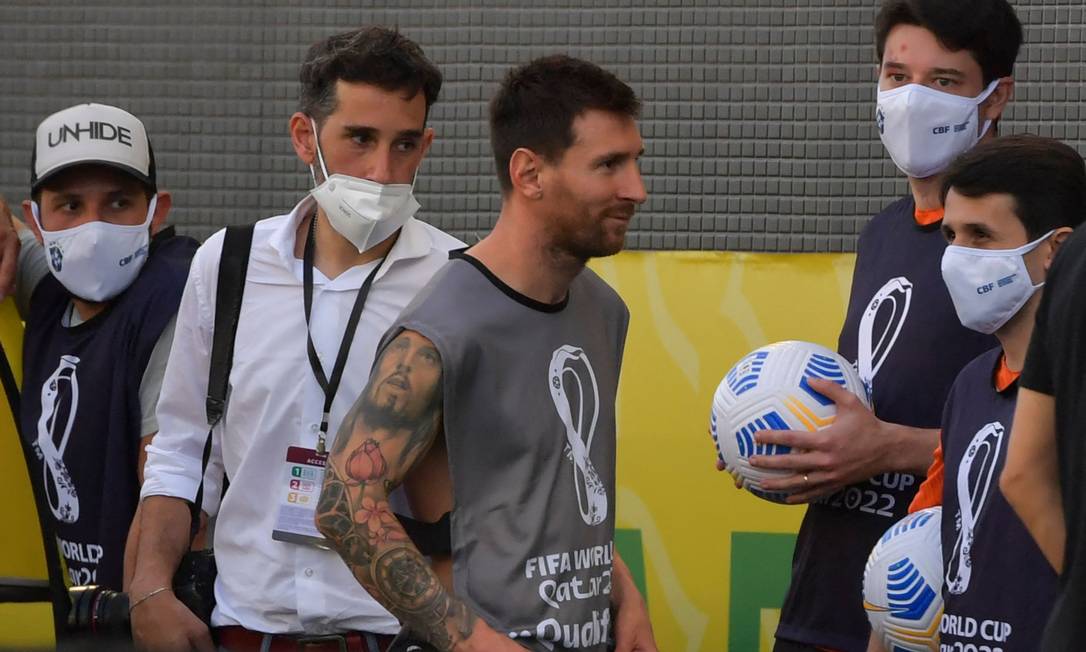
[31,103,156,193]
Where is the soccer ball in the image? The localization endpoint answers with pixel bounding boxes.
[709,340,869,503]
[863,507,944,652]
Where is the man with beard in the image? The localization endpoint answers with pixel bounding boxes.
[317,55,657,652]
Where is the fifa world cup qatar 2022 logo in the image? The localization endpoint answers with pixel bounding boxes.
[947,422,1006,595]
[858,276,913,397]
[34,355,82,524]
[549,345,608,527]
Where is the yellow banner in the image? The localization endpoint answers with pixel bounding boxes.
[591,251,855,652]
[0,251,855,650]
[0,297,55,650]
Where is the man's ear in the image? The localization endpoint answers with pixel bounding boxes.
[980,77,1015,124]
[22,200,43,246]
[407,127,437,183]
[289,112,319,169]
[150,191,172,236]
[420,126,435,158]
[1043,226,1074,272]
[509,148,545,200]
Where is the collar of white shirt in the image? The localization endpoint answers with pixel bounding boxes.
[253,193,436,288]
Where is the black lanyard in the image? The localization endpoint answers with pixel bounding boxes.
[302,216,385,454]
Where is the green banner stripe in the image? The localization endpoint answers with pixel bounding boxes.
[729,532,797,652]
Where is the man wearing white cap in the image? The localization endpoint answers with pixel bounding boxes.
[1,102,198,591]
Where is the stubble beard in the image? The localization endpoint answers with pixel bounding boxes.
[550,203,631,263]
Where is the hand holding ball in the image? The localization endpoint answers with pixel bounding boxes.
[709,341,870,503]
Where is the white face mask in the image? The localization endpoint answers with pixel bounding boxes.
[940,229,1053,334]
[31,195,156,302]
[876,80,1000,179]
[308,118,421,254]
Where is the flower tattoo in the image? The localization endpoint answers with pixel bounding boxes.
[354,496,406,546]
[346,438,388,484]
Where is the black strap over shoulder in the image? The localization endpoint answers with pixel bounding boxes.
[206,225,255,428]
[189,224,254,544]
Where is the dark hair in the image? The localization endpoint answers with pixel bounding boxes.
[875,0,1022,84]
[489,55,640,192]
[299,26,442,124]
[941,135,1086,237]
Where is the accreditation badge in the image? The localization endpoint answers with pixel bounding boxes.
[271,446,329,548]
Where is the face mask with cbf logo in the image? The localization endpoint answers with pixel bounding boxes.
[31,195,156,302]
[940,230,1053,334]
[876,80,1000,179]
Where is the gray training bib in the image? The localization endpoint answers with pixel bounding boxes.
[386,251,629,651]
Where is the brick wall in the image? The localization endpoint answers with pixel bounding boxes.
[1,0,1081,251]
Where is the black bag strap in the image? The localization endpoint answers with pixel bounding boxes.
[189,224,254,544]
[206,225,255,428]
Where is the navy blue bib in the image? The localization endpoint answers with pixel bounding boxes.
[776,197,996,650]
[940,347,1057,651]
[21,231,196,589]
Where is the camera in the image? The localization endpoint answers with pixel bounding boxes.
[64,549,215,642]
[67,585,130,635]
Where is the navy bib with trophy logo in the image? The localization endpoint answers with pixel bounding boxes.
[939,347,1057,651]
[776,196,996,651]
[21,231,196,589]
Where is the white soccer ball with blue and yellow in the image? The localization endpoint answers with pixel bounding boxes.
[710,340,869,503]
[863,507,944,652]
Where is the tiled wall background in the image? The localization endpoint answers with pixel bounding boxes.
[1,1,1082,251]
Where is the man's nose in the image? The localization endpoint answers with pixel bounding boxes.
[620,168,648,204]
[364,148,396,185]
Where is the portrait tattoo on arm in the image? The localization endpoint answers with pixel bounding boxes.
[316,330,477,651]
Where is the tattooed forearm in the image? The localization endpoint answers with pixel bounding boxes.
[315,465,350,536]
[316,465,367,559]
[372,547,476,650]
[317,330,479,652]
[319,482,477,651]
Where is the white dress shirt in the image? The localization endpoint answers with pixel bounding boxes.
[141,195,463,635]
